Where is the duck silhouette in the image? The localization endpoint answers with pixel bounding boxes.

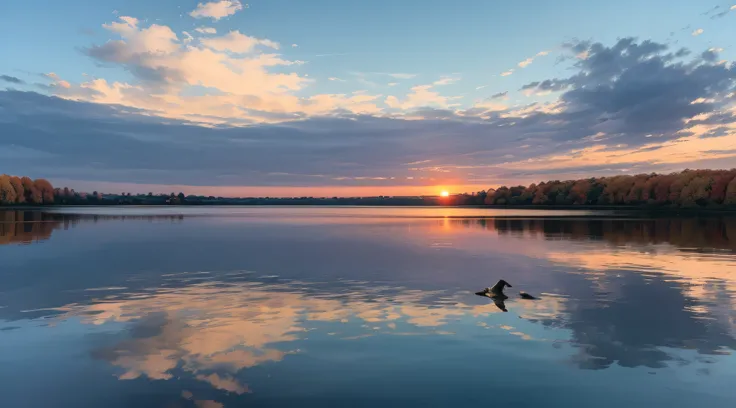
[475,280,537,312]
[475,279,512,298]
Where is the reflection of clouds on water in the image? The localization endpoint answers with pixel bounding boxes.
[55,279,556,392]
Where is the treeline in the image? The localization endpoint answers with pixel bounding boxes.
[451,169,736,208]
[2,169,736,209]
[0,175,55,205]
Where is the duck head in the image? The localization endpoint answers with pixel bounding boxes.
[490,279,512,293]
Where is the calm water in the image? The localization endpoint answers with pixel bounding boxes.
[1,207,735,408]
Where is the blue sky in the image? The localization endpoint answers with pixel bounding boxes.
[1,0,735,195]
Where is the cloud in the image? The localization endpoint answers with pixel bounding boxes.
[388,82,398,87]
[0,75,24,84]
[328,77,345,82]
[500,69,514,77]
[711,4,736,18]
[432,76,460,86]
[43,72,71,89]
[385,80,461,111]
[518,51,550,68]
[490,91,508,99]
[692,28,704,36]
[190,0,244,20]
[291,44,298,48]
[195,27,217,34]
[520,79,570,95]
[385,73,416,79]
[76,16,351,123]
[13,28,736,189]
[200,30,280,53]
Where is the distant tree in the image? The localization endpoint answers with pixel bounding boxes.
[725,176,736,205]
[20,176,42,204]
[568,179,592,205]
[0,175,18,204]
[33,179,55,204]
[9,176,24,203]
[709,172,736,204]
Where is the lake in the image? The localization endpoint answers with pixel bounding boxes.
[1,207,735,408]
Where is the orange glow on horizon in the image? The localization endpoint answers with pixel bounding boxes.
[440,191,450,197]
[56,180,492,198]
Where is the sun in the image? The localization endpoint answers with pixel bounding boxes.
[440,191,450,197]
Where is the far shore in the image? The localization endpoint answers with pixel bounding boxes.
[2,203,735,215]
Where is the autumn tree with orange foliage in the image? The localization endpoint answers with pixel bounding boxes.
[482,169,736,208]
[0,175,58,205]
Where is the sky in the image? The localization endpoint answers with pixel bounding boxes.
[1,0,735,197]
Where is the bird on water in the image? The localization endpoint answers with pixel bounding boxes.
[475,279,537,300]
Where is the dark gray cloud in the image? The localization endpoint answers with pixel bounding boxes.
[0,75,24,84]
[490,91,508,99]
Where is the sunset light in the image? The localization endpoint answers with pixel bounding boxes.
[440,191,450,197]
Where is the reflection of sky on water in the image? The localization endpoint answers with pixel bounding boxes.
[1,208,735,407]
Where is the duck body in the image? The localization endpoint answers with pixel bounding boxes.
[475,279,512,298]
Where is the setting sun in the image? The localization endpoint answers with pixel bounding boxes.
[440,191,450,197]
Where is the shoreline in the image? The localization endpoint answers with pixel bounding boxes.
[1,203,735,215]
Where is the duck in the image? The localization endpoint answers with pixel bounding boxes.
[475,279,512,298]
[475,279,537,300]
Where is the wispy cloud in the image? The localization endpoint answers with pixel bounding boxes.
[386,73,416,79]
[475,85,487,90]
[291,44,298,48]
[195,26,217,34]
[490,91,508,100]
[314,53,350,57]
[433,76,460,86]
[190,0,244,20]
[200,30,279,53]
[692,28,704,36]
[0,75,24,84]
[517,50,549,68]
[328,77,345,82]
[501,69,514,77]
[711,4,736,19]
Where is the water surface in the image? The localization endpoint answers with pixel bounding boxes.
[1,207,735,407]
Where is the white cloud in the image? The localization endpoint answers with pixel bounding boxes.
[475,85,487,90]
[182,31,194,43]
[518,58,534,68]
[201,30,280,53]
[518,50,549,68]
[195,27,217,34]
[433,76,460,86]
[190,1,244,20]
[692,28,704,36]
[388,82,398,87]
[501,69,514,77]
[386,73,416,79]
[328,77,345,82]
[44,72,72,89]
[385,80,460,110]
[291,44,298,48]
[732,5,736,10]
